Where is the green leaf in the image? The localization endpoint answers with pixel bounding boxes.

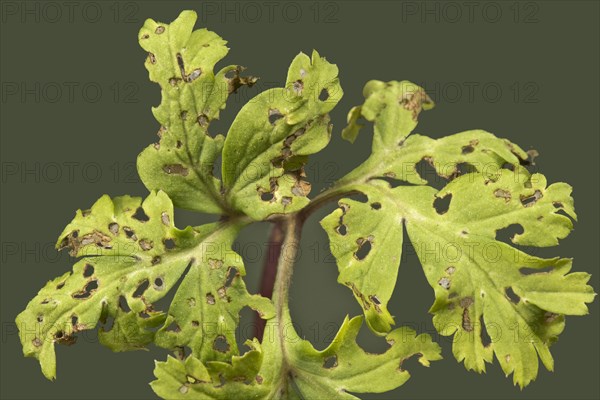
[150,316,441,399]
[263,316,440,399]
[222,50,343,220]
[322,80,596,387]
[151,345,269,399]
[98,308,166,352]
[136,10,256,214]
[15,191,273,380]
[153,223,275,362]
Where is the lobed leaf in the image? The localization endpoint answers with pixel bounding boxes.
[136,10,256,214]
[15,191,273,380]
[222,50,343,220]
[151,316,441,399]
[322,80,596,387]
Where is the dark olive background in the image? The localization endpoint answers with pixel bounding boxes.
[1,1,598,399]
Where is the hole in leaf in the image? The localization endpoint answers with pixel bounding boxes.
[132,207,150,222]
[166,321,181,332]
[73,280,98,299]
[123,227,137,240]
[323,355,337,369]
[354,237,372,260]
[335,224,347,236]
[505,287,520,304]
[268,109,284,125]
[133,279,150,298]
[480,316,491,347]
[261,192,274,201]
[319,88,329,101]
[192,320,200,327]
[164,238,176,250]
[520,190,542,207]
[36,315,44,323]
[154,277,164,290]
[213,335,230,353]
[71,315,78,326]
[415,158,448,190]
[454,162,477,177]
[152,256,162,265]
[83,264,94,278]
[370,202,381,210]
[502,162,515,171]
[56,281,65,290]
[118,295,131,312]
[495,224,524,244]
[225,267,238,287]
[369,295,381,305]
[433,194,452,215]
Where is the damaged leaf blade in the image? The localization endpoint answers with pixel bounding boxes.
[15,191,273,380]
[137,10,256,214]
[222,50,343,220]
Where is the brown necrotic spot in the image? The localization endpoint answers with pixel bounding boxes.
[206,293,216,305]
[73,280,99,299]
[108,222,119,235]
[32,338,42,347]
[213,335,230,353]
[293,79,303,94]
[163,164,189,176]
[132,279,150,298]
[192,320,200,327]
[155,26,165,34]
[197,114,209,128]
[438,277,451,290]
[36,315,44,323]
[138,240,153,252]
[148,53,156,64]
[494,188,511,202]
[462,308,473,332]
[161,212,170,226]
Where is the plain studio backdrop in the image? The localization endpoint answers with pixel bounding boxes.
[1,1,598,399]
